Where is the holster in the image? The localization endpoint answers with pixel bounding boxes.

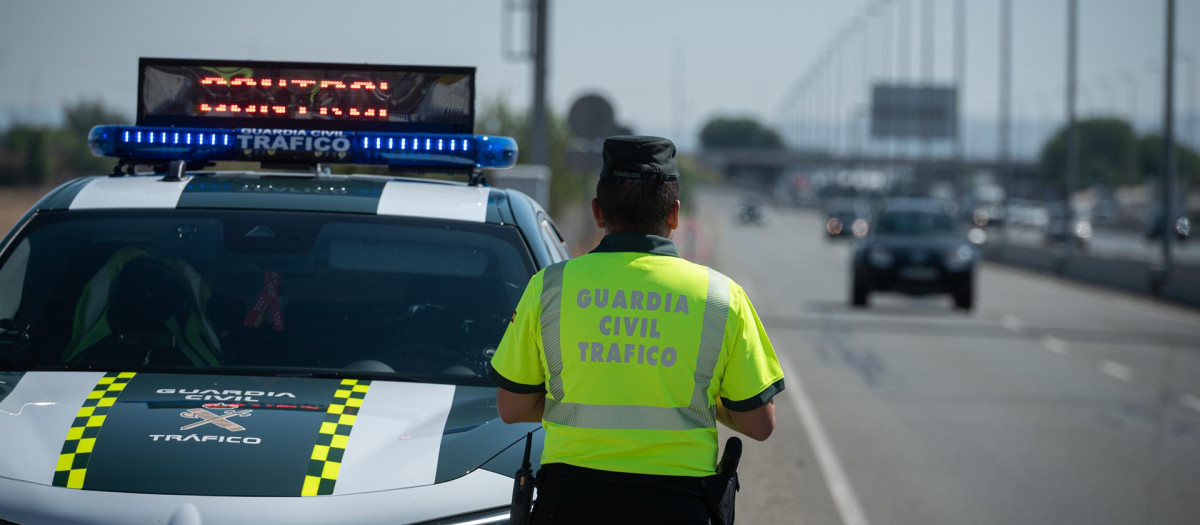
[702,470,739,525]
[704,437,742,525]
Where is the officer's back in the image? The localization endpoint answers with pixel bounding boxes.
[490,136,785,524]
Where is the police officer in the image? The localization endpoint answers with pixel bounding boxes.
[490,135,785,524]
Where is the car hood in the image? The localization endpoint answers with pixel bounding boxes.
[0,371,539,497]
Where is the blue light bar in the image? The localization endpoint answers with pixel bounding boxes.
[88,125,518,170]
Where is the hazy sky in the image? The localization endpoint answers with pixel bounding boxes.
[2,0,1198,149]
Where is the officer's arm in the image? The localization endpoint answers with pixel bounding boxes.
[717,398,776,441]
[496,389,546,424]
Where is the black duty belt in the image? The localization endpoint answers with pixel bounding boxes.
[536,463,707,498]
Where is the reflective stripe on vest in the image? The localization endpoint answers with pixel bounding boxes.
[540,262,731,431]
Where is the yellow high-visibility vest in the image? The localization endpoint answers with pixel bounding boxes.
[491,234,784,477]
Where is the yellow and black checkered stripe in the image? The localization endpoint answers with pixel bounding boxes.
[302,378,371,496]
[52,371,135,489]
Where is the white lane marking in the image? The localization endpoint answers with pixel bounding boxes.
[1000,314,1024,333]
[779,353,872,525]
[1098,360,1134,381]
[1181,394,1200,414]
[1041,336,1068,355]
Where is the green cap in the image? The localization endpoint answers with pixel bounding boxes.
[599,135,680,181]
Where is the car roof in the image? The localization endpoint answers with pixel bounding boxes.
[29,171,535,225]
[12,170,564,268]
[879,197,954,214]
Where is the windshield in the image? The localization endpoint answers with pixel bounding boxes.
[0,210,535,386]
[874,210,959,237]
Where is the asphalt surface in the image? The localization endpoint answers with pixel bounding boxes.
[692,187,1200,525]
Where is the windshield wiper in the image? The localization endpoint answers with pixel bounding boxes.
[271,369,430,384]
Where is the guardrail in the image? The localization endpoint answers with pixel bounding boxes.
[982,243,1200,309]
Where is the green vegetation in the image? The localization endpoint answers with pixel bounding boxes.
[698,117,783,150]
[0,100,129,186]
[476,98,584,217]
[1039,117,1199,190]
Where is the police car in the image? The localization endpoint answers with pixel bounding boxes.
[0,58,567,524]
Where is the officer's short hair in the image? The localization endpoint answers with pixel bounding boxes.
[596,177,680,234]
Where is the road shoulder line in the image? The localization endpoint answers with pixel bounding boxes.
[778,352,872,525]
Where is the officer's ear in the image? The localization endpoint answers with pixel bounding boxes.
[666,200,681,233]
[591,198,606,229]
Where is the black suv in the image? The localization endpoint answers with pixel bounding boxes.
[851,198,978,310]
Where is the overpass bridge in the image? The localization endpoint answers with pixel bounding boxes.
[696,147,1037,185]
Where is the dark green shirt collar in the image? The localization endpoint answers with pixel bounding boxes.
[590,233,679,257]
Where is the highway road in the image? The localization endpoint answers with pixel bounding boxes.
[688,187,1200,525]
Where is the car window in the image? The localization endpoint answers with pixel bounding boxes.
[539,216,570,262]
[0,210,536,387]
[875,210,958,236]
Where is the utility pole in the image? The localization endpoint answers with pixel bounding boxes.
[1065,0,1080,208]
[861,15,871,156]
[922,0,935,82]
[898,0,912,159]
[528,0,550,165]
[832,47,841,153]
[954,0,966,164]
[1124,70,1138,183]
[1184,53,1198,154]
[1160,0,1177,277]
[672,41,685,146]
[922,0,935,160]
[881,0,895,162]
[1000,0,1013,202]
[880,0,893,81]
[899,0,910,82]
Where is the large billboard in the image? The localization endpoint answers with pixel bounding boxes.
[870,84,958,140]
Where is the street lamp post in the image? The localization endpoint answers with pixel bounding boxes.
[1065,0,1080,209]
[1000,0,1013,203]
[1183,53,1198,153]
[921,0,935,160]
[528,0,549,165]
[1160,0,1177,278]
[955,0,966,164]
[1123,70,1139,183]
[899,0,910,82]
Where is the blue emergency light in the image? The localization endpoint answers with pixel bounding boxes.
[89,125,518,170]
[93,58,520,172]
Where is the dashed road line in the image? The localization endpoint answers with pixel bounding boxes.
[1181,394,1200,414]
[1098,360,1134,381]
[1000,314,1024,334]
[1040,336,1068,355]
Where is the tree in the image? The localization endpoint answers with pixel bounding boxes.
[1136,134,1200,188]
[698,117,783,150]
[0,99,130,186]
[1039,118,1137,190]
[62,99,129,138]
[0,124,52,186]
[476,98,583,217]
[60,99,131,178]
